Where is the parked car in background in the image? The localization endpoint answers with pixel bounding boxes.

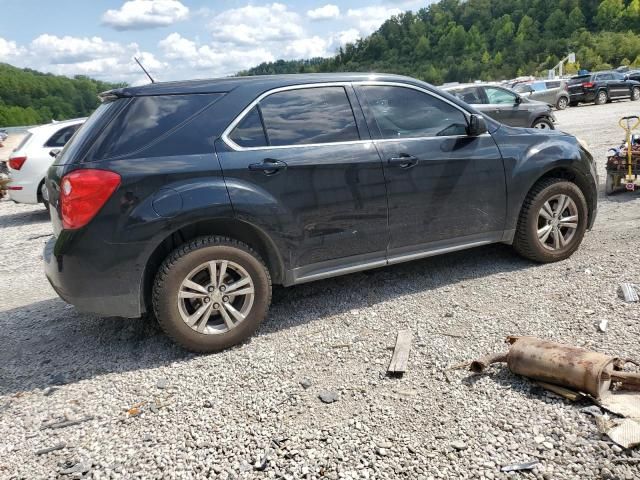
[513,80,570,110]
[567,71,640,105]
[43,73,597,352]
[625,70,640,83]
[7,118,85,208]
[442,83,556,129]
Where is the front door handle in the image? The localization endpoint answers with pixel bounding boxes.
[388,154,418,168]
[248,158,288,174]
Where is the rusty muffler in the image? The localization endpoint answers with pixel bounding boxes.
[470,336,640,399]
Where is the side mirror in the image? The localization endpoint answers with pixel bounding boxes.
[515,95,523,105]
[49,149,61,158]
[468,114,487,136]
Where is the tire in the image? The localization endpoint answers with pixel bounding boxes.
[631,87,640,101]
[513,178,588,263]
[532,118,554,130]
[595,90,608,105]
[556,96,569,110]
[605,173,619,195]
[153,236,272,353]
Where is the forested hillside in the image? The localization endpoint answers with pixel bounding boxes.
[0,64,123,127]
[241,0,640,84]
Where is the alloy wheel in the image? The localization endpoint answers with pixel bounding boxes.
[632,87,640,101]
[536,194,579,251]
[534,121,550,130]
[177,260,255,335]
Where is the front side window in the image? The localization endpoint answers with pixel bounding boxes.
[361,85,468,138]
[484,87,517,104]
[45,124,81,148]
[258,87,359,147]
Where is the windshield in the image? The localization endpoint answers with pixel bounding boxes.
[54,100,122,165]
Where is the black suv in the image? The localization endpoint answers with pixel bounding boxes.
[567,71,640,105]
[44,73,598,352]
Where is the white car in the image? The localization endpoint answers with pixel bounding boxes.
[7,118,85,207]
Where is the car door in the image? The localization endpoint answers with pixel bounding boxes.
[481,86,528,127]
[611,72,630,98]
[216,84,389,281]
[354,83,506,259]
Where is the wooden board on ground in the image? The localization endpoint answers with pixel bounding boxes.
[388,330,412,377]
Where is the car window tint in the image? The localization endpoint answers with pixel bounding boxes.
[94,94,221,159]
[513,84,531,93]
[484,87,517,104]
[361,85,468,138]
[258,87,359,146]
[531,82,546,91]
[45,124,81,148]
[449,86,484,104]
[545,81,561,89]
[612,72,624,80]
[229,106,267,148]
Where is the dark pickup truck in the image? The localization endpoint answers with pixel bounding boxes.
[567,71,640,106]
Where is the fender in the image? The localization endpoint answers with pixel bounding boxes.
[491,126,596,237]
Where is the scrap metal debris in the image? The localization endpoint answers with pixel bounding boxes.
[500,460,540,472]
[619,283,639,303]
[387,329,412,377]
[34,443,66,456]
[469,336,640,449]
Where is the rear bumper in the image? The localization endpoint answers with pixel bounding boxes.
[7,179,39,204]
[44,236,144,318]
[569,91,596,103]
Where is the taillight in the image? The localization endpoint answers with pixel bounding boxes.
[8,156,27,170]
[582,82,594,88]
[60,169,121,230]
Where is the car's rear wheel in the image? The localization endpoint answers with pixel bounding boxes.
[513,178,588,263]
[556,96,569,110]
[595,90,608,105]
[631,87,640,101]
[153,236,272,353]
[532,118,554,130]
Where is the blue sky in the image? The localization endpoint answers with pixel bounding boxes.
[0,0,426,84]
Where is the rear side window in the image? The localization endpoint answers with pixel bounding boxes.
[93,94,222,159]
[228,106,268,148]
[45,124,81,148]
[258,87,359,146]
[360,85,468,138]
[449,86,484,104]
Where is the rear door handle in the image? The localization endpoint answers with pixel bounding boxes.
[388,154,418,168]
[248,158,288,174]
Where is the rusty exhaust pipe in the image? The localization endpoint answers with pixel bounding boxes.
[469,337,639,399]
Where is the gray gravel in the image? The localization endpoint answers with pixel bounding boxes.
[1,100,640,479]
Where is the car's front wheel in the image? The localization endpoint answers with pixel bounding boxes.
[532,118,554,130]
[153,236,272,353]
[631,86,640,101]
[513,178,588,263]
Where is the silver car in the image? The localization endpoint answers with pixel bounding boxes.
[513,80,570,110]
[443,84,557,130]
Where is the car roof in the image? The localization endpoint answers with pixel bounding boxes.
[104,73,421,97]
[27,118,86,135]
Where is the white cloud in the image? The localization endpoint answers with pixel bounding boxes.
[209,3,304,46]
[0,37,26,62]
[332,28,361,46]
[102,0,189,30]
[307,4,340,20]
[159,33,275,75]
[284,36,331,58]
[30,34,124,64]
[346,6,402,36]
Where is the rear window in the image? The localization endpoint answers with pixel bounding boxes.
[54,100,121,165]
[13,132,33,152]
[568,75,590,85]
[93,94,222,159]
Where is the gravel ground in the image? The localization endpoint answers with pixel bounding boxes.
[1,101,639,480]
